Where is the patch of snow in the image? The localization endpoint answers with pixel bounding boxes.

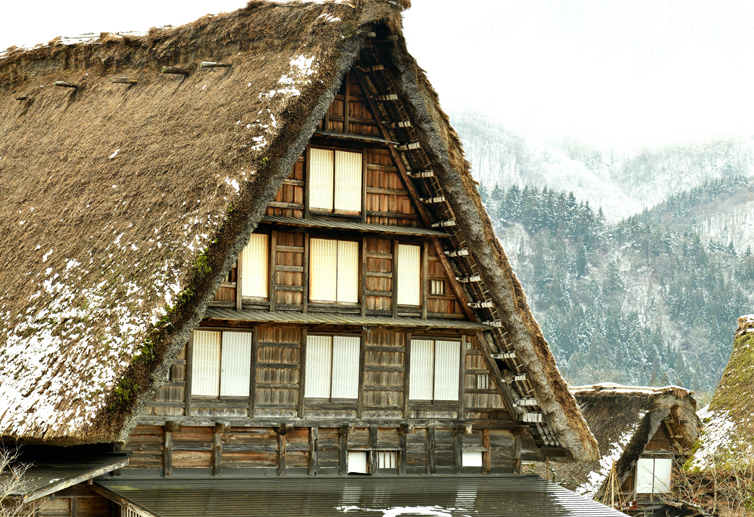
[109,149,120,159]
[42,249,53,262]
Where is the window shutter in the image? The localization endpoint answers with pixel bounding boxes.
[434,340,460,400]
[462,451,483,467]
[348,451,368,474]
[635,458,656,493]
[331,336,360,399]
[397,244,421,306]
[240,233,268,298]
[409,340,434,400]
[336,240,359,303]
[192,331,221,397]
[309,149,334,211]
[310,239,338,302]
[653,458,673,493]
[334,150,362,212]
[305,335,332,398]
[219,332,252,397]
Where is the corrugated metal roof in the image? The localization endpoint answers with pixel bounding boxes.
[260,215,450,237]
[11,453,129,501]
[203,308,490,330]
[95,475,627,517]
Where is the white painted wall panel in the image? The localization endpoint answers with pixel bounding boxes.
[305,335,332,398]
[334,150,362,212]
[241,233,268,298]
[192,331,221,397]
[348,451,368,474]
[397,244,421,306]
[220,332,252,397]
[409,340,434,400]
[331,336,360,399]
[434,340,460,401]
[310,149,334,211]
[310,239,338,302]
[653,458,673,493]
[462,451,483,467]
[337,240,359,303]
[635,458,656,494]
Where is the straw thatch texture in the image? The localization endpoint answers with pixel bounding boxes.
[0,0,597,461]
[554,384,699,497]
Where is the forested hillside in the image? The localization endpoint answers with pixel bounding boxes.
[480,184,754,400]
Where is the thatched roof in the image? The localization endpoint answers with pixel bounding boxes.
[555,384,700,498]
[691,315,754,469]
[0,0,597,461]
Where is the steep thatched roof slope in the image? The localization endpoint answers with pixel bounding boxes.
[691,315,754,468]
[554,384,699,497]
[0,0,596,461]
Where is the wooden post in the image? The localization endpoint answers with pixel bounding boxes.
[360,238,367,317]
[303,234,310,313]
[369,427,378,476]
[249,326,258,417]
[213,423,224,476]
[430,237,476,321]
[399,423,409,475]
[475,332,518,421]
[458,336,466,420]
[236,257,243,311]
[454,427,463,475]
[421,241,428,319]
[344,71,351,134]
[357,328,367,419]
[304,146,311,219]
[269,231,277,311]
[482,429,491,474]
[427,427,436,474]
[513,432,522,475]
[278,431,287,476]
[309,427,319,476]
[361,150,368,224]
[298,329,307,418]
[70,498,78,517]
[545,456,551,480]
[185,335,194,418]
[403,332,412,418]
[163,422,176,477]
[392,240,399,318]
[339,425,349,476]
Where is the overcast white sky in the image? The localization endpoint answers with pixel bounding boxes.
[4,0,754,150]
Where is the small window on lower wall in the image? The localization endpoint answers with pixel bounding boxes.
[348,451,368,474]
[636,457,672,494]
[191,330,252,398]
[409,339,461,401]
[305,335,360,399]
[378,451,397,469]
[462,451,483,467]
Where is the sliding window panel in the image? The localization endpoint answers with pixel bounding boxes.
[310,239,338,302]
[336,240,359,303]
[397,244,421,306]
[220,332,252,397]
[240,233,269,298]
[653,458,673,493]
[434,341,460,401]
[334,150,362,212]
[309,149,334,211]
[635,458,655,494]
[331,336,360,399]
[409,340,434,401]
[192,331,221,397]
[305,335,333,398]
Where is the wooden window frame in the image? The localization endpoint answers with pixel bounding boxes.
[239,232,271,302]
[309,237,360,305]
[306,145,364,216]
[304,332,361,402]
[407,337,463,403]
[190,328,254,401]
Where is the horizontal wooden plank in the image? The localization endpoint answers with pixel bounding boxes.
[282,179,305,187]
[365,271,393,278]
[364,345,404,352]
[256,362,300,369]
[267,201,304,209]
[363,386,404,392]
[276,285,304,292]
[276,265,304,273]
[364,366,403,372]
[366,210,419,220]
[366,187,408,196]
[366,163,398,173]
[276,245,304,253]
[365,252,393,259]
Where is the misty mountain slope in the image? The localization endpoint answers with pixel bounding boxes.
[635,176,754,252]
[449,111,641,221]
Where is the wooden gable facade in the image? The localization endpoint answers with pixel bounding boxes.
[122,66,529,479]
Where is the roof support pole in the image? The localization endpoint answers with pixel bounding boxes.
[309,427,319,476]
[427,427,436,475]
[339,425,349,476]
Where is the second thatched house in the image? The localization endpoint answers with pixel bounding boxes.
[552,384,700,515]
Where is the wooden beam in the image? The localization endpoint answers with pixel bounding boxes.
[235,257,243,311]
[163,425,173,477]
[427,427,436,474]
[421,241,428,320]
[54,81,78,88]
[249,327,258,417]
[304,145,311,219]
[431,238,475,321]
[399,424,409,475]
[269,230,277,311]
[482,428,491,474]
[454,429,463,475]
[309,427,319,476]
[392,240,399,318]
[278,432,287,476]
[110,77,137,84]
[361,239,367,317]
[298,329,307,418]
[369,427,378,475]
[71,496,78,517]
[357,328,367,419]
[476,332,518,421]
[185,335,194,418]
[403,332,412,418]
[339,425,349,476]
[513,431,522,475]
[161,66,190,75]
[213,423,224,476]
